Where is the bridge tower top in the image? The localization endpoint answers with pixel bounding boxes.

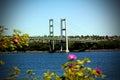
[49,19,54,37]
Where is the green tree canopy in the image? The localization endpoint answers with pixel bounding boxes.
[0,26,29,52]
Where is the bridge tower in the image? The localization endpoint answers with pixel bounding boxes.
[49,19,54,52]
[60,19,69,53]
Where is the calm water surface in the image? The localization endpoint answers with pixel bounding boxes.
[0,51,120,80]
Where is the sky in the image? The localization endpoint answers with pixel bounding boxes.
[0,0,120,36]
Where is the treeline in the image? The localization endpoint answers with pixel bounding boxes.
[30,35,120,41]
[27,40,120,52]
[27,35,120,52]
[69,40,120,51]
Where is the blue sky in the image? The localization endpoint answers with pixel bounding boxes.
[0,0,120,36]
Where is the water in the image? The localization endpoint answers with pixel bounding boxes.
[0,51,120,80]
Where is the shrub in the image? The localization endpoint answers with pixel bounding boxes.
[43,54,105,80]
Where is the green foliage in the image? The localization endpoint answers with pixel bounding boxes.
[0,26,9,51]
[29,42,49,51]
[0,27,29,52]
[96,40,120,49]
[27,69,35,76]
[61,58,105,80]
[28,39,120,52]
[43,55,105,80]
[0,25,8,36]
[0,60,5,66]
[43,70,61,80]
[23,69,39,80]
[11,29,29,51]
[5,66,21,80]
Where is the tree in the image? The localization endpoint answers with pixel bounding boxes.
[0,26,9,51]
[0,27,29,52]
[10,29,29,51]
[0,25,8,36]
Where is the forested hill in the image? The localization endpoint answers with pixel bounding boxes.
[28,35,120,52]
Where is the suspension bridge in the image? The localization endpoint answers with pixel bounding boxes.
[49,18,69,53]
[29,19,100,53]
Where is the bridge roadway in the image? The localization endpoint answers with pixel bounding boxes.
[29,36,100,43]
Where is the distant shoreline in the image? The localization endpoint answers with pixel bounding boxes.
[0,49,120,54]
[84,49,120,52]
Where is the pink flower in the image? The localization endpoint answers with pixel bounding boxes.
[68,54,77,60]
[13,38,19,43]
[95,67,102,74]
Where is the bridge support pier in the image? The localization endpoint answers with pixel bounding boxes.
[60,19,69,53]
